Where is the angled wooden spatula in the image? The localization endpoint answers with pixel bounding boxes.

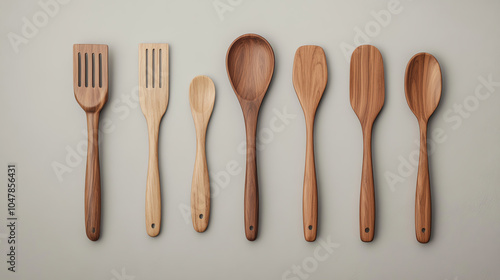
[189,75,215,232]
[73,44,108,241]
[292,45,328,242]
[139,43,169,237]
[350,45,384,242]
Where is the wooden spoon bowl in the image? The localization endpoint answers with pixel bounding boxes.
[226,33,275,241]
[405,53,442,122]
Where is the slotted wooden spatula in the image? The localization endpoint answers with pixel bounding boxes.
[73,44,108,241]
[292,45,328,242]
[350,45,384,242]
[139,43,169,237]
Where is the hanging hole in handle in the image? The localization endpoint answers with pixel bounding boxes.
[199,214,203,219]
[249,226,254,231]
[308,225,313,230]
[365,227,370,233]
[92,227,95,233]
[151,223,155,229]
[421,228,425,233]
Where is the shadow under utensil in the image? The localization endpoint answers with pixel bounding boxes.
[423,54,447,244]
[367,46,390,243]
[201,75,217,233]
[311,45,333,242]
[249,34,278,242]
[94,46,115,242]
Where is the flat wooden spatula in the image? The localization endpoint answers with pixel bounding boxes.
[73,44,109,241]
[350,45,384,242]
[189,75,215,233]
[292,45,328,242]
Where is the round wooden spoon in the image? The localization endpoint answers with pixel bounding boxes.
[350,45,385,242]
[292,45,328,242]
[404,53,442,243]
[226,34,275,241]
[189,75,215,233]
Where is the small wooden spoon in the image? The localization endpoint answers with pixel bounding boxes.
[350,45,385,242]
[404,53,442,243]
[292,45,328,242]
[226,34,275,241]
[189,75,215,233]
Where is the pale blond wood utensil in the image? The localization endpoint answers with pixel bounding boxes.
[405,53,442,243]
[292,45,328,242]
[350,45,385,242]
[189,75,215,233]
[139,43,169,237]
[73,44,108,241]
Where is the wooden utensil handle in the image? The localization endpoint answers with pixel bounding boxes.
[360,126,375,242]
[191,138,210,232]
[85,112,101,241]
[145,120,161,237]
[244,115,259,241]
[416,123,431,243]
[303,121,318,242]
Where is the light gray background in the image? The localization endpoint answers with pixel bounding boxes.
[1,0,499,279]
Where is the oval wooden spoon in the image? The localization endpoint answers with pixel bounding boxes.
[226,34,275,241]
[189,75,215,233]
[404,53,442,243]
[292,45,328,242]
[349,45,385,242]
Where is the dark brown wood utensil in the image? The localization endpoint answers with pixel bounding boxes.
[73,44,108,241]
[350,45,385,242]
[226,34,275,241]
[292,45,328,242]
[405,53,442,243]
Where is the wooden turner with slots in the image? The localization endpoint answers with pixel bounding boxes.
[73,44,108,241]
[139,43,169,237]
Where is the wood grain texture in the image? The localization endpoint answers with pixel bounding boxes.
[226,34,274,241]
[349,45,384,242]
[73,44,109,241]
[292,45,328,242]
[404,52,442,243]
[139,43,169,237]
[189,76,215,233]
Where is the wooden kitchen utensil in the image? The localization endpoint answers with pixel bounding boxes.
[139,43,169,237]
[350,45,385,242]
[226,34,275,241]
[404,53,442,243]
[73,44,108,241]
[292,45,328,242]
[189,75,215,233]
